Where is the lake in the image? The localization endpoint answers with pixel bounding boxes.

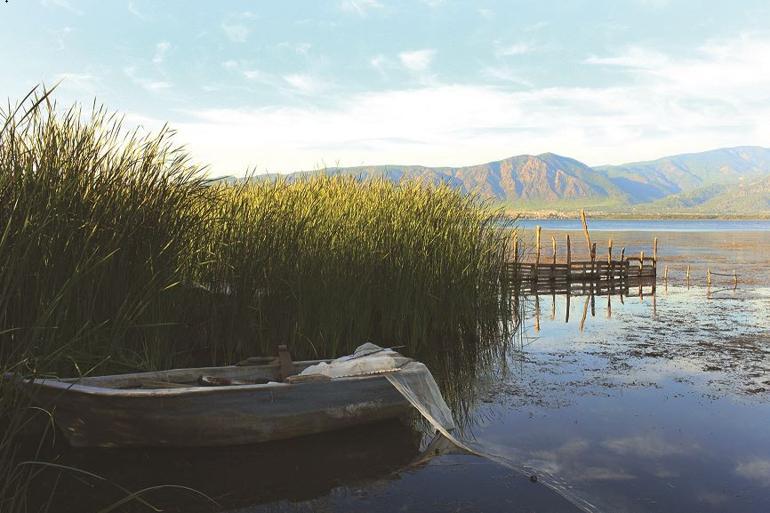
[47,220,770,513]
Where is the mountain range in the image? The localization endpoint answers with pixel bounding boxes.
[260,146,770,216]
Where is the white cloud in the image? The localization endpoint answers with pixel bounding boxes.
[481,66,533,86]
[124,66,171,92]
[222,23,250,43]
[497,43,535,57]
[602,433,699,458]
[277,42,312,55]
[121,33,770,175]
[399,49,435,72]
[282,74,321,94]
[222,12,257,43]
[53,72,100,96]
[152,41,171,64]
[127,1,148,20]
[736,459,770,486]
[586,34,770,100]
[339,0,383,17]
[41,0,82,15]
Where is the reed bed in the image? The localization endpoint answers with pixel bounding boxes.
[0,89,517,511]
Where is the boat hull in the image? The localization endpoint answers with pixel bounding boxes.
[24,371,413,448]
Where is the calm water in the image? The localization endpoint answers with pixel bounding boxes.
[46,220,770,513]
[517,219,770,233]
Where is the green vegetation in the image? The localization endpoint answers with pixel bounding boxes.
[0,89,516,511]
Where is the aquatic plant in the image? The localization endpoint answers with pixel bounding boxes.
[0,87,517,510]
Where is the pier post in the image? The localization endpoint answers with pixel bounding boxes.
[551,235,557,265]
[534,225,541,286]
[551,235,557,283]
[566,234,572,290]
[580,209,592,255]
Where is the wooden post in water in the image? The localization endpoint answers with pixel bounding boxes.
[607,239,613,283]
[686,265,691,288]
[566,234,572,289]
[551,235,557,283]
[580,209,592,255]
[653,237,658,264]
[620,247,626,290]
[534,225,541,285]
[707,268,712,286]
[664,265,669,292]
[639,250,644,274]
[551,236,557,265]
[733,270,738,290]
[591,242,597,280]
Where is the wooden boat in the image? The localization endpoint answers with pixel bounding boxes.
[13,354,419,448]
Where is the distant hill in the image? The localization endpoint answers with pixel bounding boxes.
[248,146,770,216]
[299,153,630,209]
[595,146,770,203]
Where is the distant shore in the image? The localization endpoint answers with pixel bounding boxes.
[506,210,770,221]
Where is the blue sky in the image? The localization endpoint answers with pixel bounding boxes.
[2,0,770,175]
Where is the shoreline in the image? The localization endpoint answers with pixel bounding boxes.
[505,211,770,221]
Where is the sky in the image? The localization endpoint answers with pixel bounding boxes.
[2,0,770,176]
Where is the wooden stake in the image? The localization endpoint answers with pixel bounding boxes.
[551,235,557,265]
[733,270,738,289]
[686,265,691,287]
[535,225,541,265]
[639,250,644,272]
[608,239,613,264]
[580,209,592,257]
[707,268,711,286]
[653,237,658,264]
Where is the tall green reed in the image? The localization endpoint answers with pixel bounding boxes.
[0,88,517,510]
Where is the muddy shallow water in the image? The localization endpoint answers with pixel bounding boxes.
[46,221,770,513]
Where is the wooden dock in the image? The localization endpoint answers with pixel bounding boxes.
[507,257,657,295]
[506,210,658,295]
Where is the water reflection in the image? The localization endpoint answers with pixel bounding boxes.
[38,421,421,513]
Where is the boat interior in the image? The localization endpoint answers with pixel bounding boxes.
[52,354,330,390]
